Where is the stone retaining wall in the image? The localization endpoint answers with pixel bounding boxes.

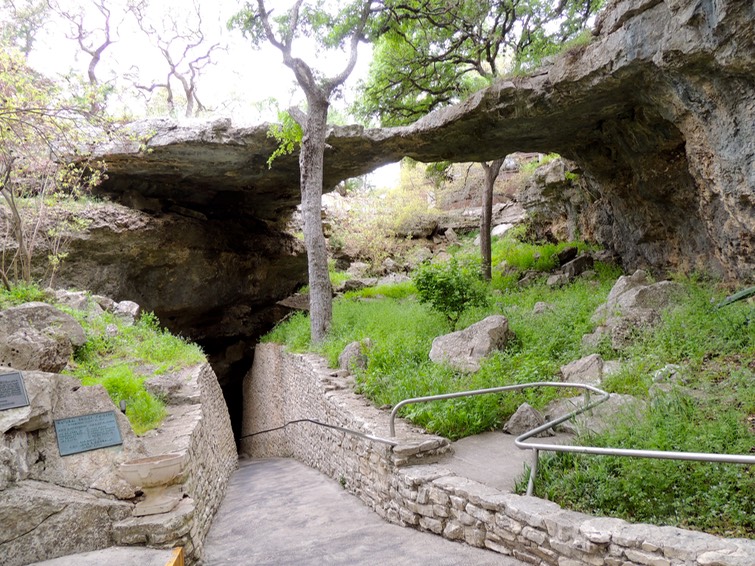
[0,362,236,566]
[242,344,755,566]
[114,363,238,563]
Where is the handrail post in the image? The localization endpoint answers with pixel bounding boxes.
[526,449,539,496]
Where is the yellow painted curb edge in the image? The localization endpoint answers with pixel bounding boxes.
[165,547,184,566]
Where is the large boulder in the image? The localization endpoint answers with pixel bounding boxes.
[560,354,619,386]
[0,481,132,566]
[503,402,553,437]
[0,303,85,373]
[592,270,684,323]
[0,369,144,499]
[430,315,512,372]
[544,393,643,435]
[586,270,685,349]
[338,339,373,373]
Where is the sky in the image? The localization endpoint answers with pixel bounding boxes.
[23,0,399,185]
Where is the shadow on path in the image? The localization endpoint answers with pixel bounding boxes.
[201,458,524,566]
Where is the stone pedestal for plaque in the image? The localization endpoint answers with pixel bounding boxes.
[119,452,187,516]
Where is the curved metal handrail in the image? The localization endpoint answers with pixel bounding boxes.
[390,382,755,495]
[389,381,610,437]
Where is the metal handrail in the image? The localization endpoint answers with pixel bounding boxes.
[389,381,610,437]
[389,382,755,495]
[242,418,399,446]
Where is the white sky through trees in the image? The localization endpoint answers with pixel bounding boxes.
[22,0,373,123]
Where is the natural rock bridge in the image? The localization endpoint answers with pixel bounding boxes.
[49,0,753,433]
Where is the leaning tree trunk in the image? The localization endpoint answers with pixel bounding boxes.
[480,158,505,281]
[299,96,333,344]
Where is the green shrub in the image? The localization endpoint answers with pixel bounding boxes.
[0,282,49,307]
[412,259,488,328]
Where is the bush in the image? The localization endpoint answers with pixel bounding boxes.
[412,259,488,328]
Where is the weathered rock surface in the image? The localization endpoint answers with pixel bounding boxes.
[338,339,372,373]
[585,269,686,349]
[0,203,308,434]
[545,393,643,435]
[429,315,512,373]
[0,480,133,566]
[560,354,615,386]
[0,303,85,373]
[96,0,754,281]
[503,402,553,437]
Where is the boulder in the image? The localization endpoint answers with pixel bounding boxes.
[533,302,554,315]
[114,300,141,325]
[593,270,684,322]
[544,393,643,436]
[0,369,59,434]
[491,223,515,238]
[587,271,686,349]
[0,303,86,373]
[377,273,411,286]
[503,403,553,437]
[0,480,132,566]
[562,254,594,279]
[381,257,400,274]
[406,247,433,268]
[346,262,370,278]
[429,315,512,373]
[394,214,438,239]
[144,366,201,405]
[547,273,570,287]
[560,354,609,386]
[338,339,373,372]
[557,246,579,266]
[444,227,459,243]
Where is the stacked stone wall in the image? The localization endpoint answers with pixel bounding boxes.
[242,343,755,566]
[112,363,237,563]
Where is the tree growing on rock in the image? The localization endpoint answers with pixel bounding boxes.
[357,0,602,280]
[230,0,383,344]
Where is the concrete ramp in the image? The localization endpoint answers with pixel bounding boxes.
[201,458,524,565]
[440,431,575,492]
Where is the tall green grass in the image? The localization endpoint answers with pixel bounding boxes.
[265,267,619,439]
[528,278,755,538]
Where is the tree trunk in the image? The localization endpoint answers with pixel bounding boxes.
[300,96,333,344]
[480,158,505,281]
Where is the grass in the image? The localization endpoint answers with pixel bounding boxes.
[66,307,205,433]
[266,249,620,439]
[0,284,205,434]
[522,277,755,538]
[265,229,755,537]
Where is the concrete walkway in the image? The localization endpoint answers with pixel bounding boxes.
[201,458,525,566]
[441,430,575,492]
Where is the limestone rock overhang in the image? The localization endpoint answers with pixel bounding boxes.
[95,0,754,279]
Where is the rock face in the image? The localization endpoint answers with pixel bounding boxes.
[0,353,236,564]
[430,315,512,373]
[0,203,308,435]
[95,0,753,281]
[0,303,85,373]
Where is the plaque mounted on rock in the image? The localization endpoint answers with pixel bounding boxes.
[0,370,29,411]
[54,411,123,456]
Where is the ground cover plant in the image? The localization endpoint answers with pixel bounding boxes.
[266,229,621,439]
[266,228,755,537]
[529,279,755,538]
[0,284,205,434]
[66,306,205,434]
